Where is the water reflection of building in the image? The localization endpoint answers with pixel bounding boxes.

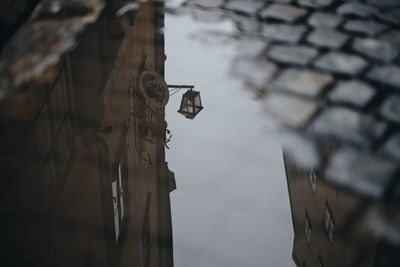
[283,152,378,267]
[0,1,174,267]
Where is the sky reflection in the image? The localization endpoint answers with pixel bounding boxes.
[165,14,294,267]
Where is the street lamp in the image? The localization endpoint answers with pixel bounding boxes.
[138,71,203,119]
[167,85,203,119]
[177,89,203,119]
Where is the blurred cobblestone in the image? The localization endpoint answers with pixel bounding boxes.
[261,24,307,43]
[326,146,397,199]
[181,0,400,239]
[378,8,400,25]
[328,80,375,108]
[352,38,398,63]
[273,69,332,97]
[308,12,342,28]
[307,29,348,49]
[309,107,386,147]
[297,0,334,8]
[260,4,307,22]
[314,52,367,75]
[336,2,378,18]
[264,94,318,128]
[343,19,386,36]
[382,133,400,160]
[268,45,318,66]
[224,0,264,15]
[380,96,400,123]
[367,65,400,88]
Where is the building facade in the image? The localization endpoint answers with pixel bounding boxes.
[0,1,174,267]
[283,152,378,267]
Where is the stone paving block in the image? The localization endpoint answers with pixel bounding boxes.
[309,107,386,147]
[273,68,333,97]
[344,19,387,36]
[381,132,400,160]
[308,12,342,28]
[231,56,278,88]
[187,0,225,8]
[261,23,307,43]
[352,38,398,63]
[236,37,267,57]
[367,0,400,8]
[233,14,263,33]
[268,45,318,66]
[326,146,397,199]
[307,29,348,48]
[328,80,375,108]
[367,65,400,89]
[337,2,378,18]
[260,4,307,22]
[190,8,225,23]
[314,52,367,76]
[264,93,319,128]
[224,0,265,15]
[380,30,400,46]
[297,0,334,8]
[379,95,400,123]
[378,7,400,25]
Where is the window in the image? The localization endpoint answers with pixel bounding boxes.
[304,212,312,245]
[324,204,335,243]
[112,163,126,242]
[308,169,317,193]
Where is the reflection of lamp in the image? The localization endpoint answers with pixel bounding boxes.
[177,90,203,119]
[167,85,203,119]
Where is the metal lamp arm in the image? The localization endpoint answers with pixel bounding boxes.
[167,85,194,96]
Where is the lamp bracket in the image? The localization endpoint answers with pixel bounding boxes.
[167,85,194,96]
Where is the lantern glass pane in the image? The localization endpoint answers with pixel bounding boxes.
[194,94,202,106]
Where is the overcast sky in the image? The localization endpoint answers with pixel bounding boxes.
[164,13,295,267]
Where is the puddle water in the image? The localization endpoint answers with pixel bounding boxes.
[0,0,400,267]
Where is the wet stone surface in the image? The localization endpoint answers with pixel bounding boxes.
[268,45,318,66]
[326,146,397,199]
[336,2,378,18]
[264,94,319,128]
[378,7,400,25]
[382,133,400,160]
[367,65,400,89]
[314,52,367,75]
[352,38,398,63]
[273,68,332,98]
[224,0,265,15]
[307,29,348,49]
[308,107,386,147]
[379,95,400,123]
[328,80,375,108]
[380,30,400,46]
[187,0,224,8]
[261,24,307,43]
[260,4,307,23]
[343,19,386,36]
[297,0,334,8]
[308,12,342,28]
[231,57,277,88]
[367,0,400,8]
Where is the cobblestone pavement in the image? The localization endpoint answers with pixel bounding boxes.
[175,0,400,242]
